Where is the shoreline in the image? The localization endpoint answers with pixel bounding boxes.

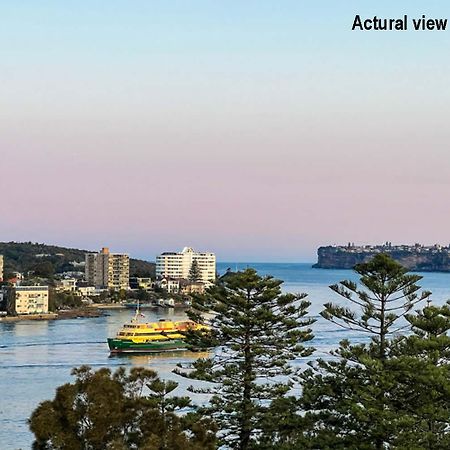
[92,303,190,310]
[0,304,190,323]
[0,307,104,322]
[91,303,126,309]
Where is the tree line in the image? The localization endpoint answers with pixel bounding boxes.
[0,241,156,280]
[29,254,450,449]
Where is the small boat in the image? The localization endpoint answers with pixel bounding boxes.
[107,304,208,354]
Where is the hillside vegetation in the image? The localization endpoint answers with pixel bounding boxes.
[0,242,155,278]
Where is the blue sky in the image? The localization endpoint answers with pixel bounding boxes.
[1,1,449,262]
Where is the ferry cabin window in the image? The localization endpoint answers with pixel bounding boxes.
[136,332,163,336]
[134,332,180,336]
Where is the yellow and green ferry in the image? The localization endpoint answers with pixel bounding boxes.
[108,307,208,354]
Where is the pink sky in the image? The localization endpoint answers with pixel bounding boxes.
[1,2,449,261]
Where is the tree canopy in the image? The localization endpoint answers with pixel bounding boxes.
[28,257,450,450]
[29,366,216,450]
[188,260,202,282]
[298,254,447,449]
[178,268,314,449]
[0,241,155,278]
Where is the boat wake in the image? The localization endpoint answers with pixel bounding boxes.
[0,340,104,349]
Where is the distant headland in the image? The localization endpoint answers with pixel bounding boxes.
[313,243,450,272]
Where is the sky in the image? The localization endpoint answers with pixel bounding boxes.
[1,1,449,262]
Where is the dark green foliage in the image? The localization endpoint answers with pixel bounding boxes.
[178,268,314,450]
[0,241,155,278]
[116,288,130,301]
[129,259,156,278]
[0,242,86,275]
[388,302,450,449]
[298,254,448,450]
[323,253,431,360]
[33,261,55,279]
[29,366,217,450]
[48,290,83,311]
[188,260,202,282]
[27,259,450,450]
[256,396,311,449]
[300,343,403,449]
[145,379,201,450]
[403,301,450,361]
[136,288,151,302]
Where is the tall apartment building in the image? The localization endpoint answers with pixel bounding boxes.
[85,247,129,290]
[0,255,3,282]
[12,286,49,315]
[156,247,216,283]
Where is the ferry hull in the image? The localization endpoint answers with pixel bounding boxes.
[108,338,189,354]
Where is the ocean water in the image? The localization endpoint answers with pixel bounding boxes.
[1,263,449,449]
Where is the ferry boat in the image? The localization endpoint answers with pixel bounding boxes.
[107,306,208,354]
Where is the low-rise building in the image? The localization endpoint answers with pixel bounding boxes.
[55,278,77,292]
[156,277,180,294]
[129,277,154,290]
[76,286,98,297]
[11,286,49,315]
[156,277,206,295]
[6,271,24,286]
[180,281,205,295]
[11,271,24,282]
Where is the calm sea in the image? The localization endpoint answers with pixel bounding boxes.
[1,263,449,449]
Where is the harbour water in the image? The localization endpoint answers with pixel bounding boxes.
[1,263,449,449]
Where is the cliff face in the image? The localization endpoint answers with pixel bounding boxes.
[313,246,450,272]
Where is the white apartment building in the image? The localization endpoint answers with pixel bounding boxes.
[13,286,49,315]
[85,247,129,290]
[156,247,216,283]
[55,278,77,292]
[0,255,3,282]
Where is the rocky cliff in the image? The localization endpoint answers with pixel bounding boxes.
[313,245,450,272]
